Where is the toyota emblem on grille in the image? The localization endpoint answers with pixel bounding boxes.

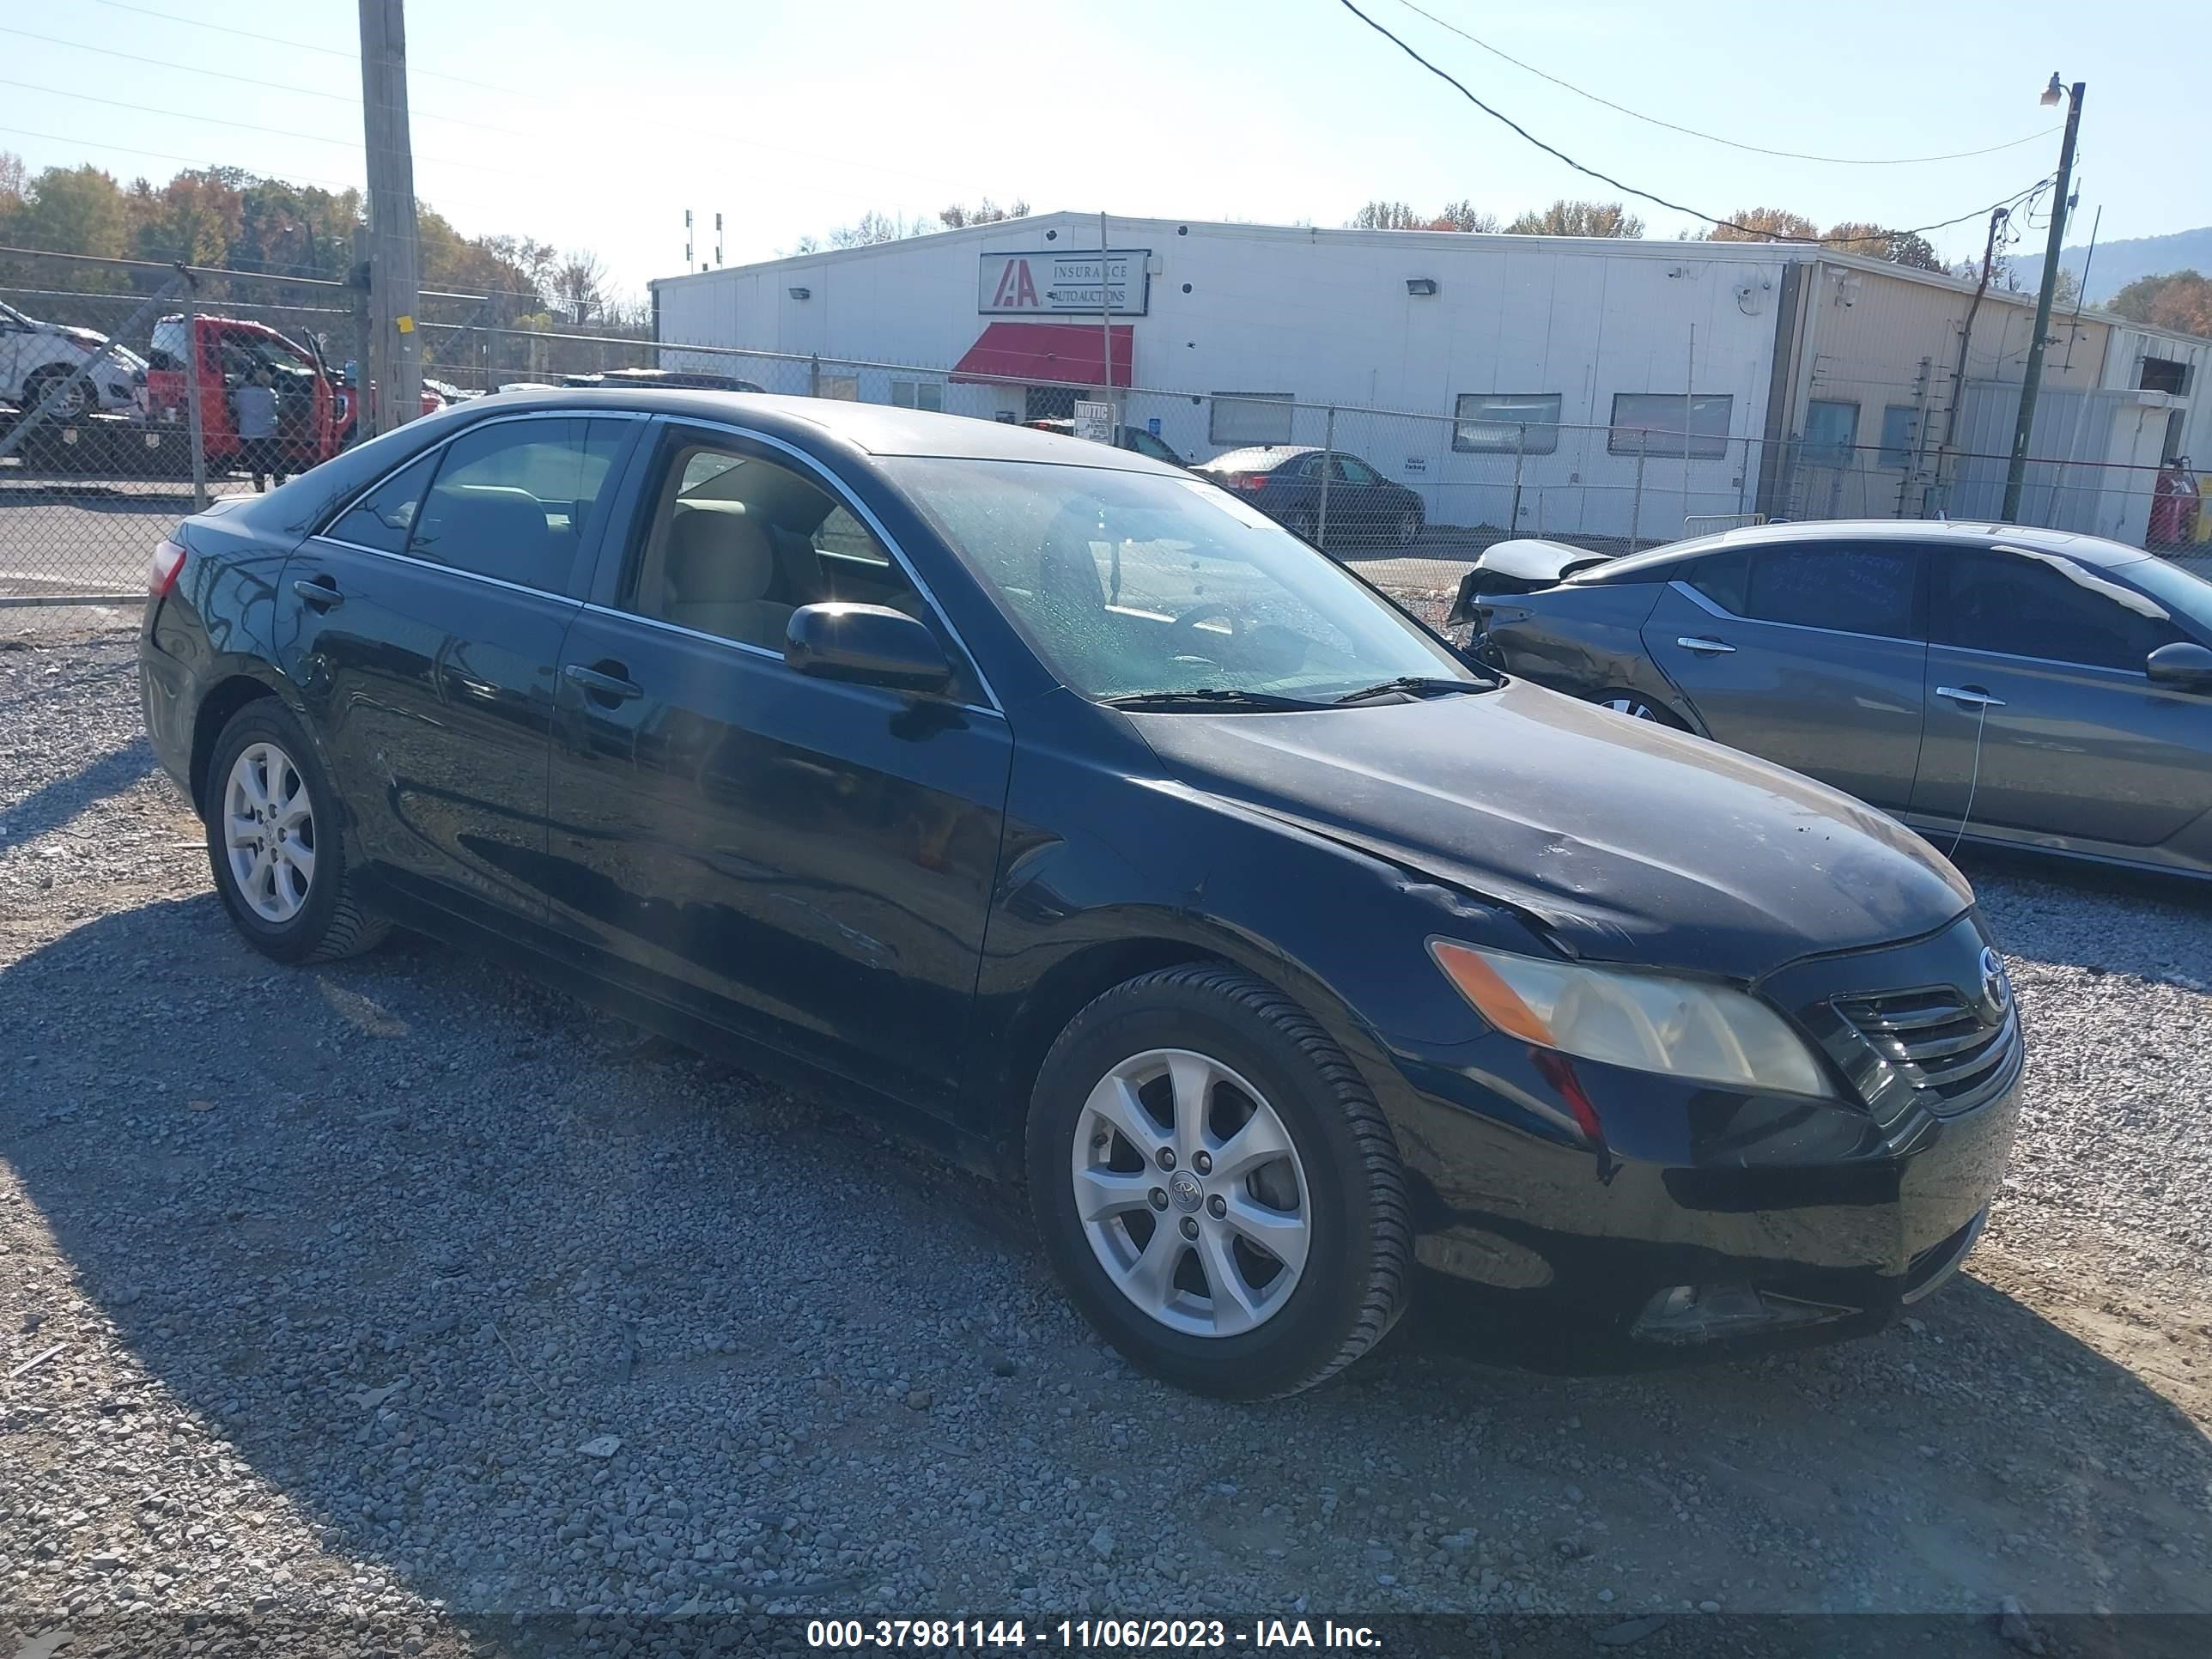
[1978,946,2012,1018]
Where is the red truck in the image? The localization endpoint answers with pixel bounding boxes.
[143,313,440,473]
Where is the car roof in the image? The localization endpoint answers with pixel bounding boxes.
[441,388,1181,471]
[1592,517,2160,580]
[1197,446,1320,471]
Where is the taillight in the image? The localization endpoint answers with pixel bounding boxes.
[1237,473,1267,491]
[149,537,186,598]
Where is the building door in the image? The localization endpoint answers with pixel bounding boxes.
[1025,386,1078,422]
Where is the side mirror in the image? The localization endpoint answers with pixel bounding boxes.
[785,602,953,694]
[2147,641,2212,689]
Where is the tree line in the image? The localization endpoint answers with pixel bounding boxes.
[0,153,635,384]
[1346,197,1945,270]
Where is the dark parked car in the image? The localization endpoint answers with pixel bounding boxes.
[1193,445,1425,549]
[140,396,2021,1397]
[1454,520,2212,882]
[1024,417,1187,467]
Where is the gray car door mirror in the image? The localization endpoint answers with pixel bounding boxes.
[785,602,954,695]
[2146,641,2212,689]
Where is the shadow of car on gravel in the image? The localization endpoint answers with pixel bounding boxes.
[3,893,2208,1644]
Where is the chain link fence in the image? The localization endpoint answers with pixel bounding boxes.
[7,252,2209,639]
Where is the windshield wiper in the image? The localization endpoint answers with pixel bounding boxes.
[1331,675,1498,706]
[1097,688,1328,713]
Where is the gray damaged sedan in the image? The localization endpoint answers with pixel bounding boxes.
[1451,520,2212,881]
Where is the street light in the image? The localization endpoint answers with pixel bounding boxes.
[2002,74,2086,524]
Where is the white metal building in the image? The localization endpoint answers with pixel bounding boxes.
[650,213,2209,545]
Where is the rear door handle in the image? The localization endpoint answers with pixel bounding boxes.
[1675,635,1735,655]
[1936,684,2008,709]
[562,662,642,702]
[291,577,343,610]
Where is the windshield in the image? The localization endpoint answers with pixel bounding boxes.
[886,458,1470,702]
[2117,555,2212,638]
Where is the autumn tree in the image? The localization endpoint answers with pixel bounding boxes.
[939,198,1029,228]
[1820,221,1943,271]
[1704,207,1820,244]
[550,249,610,324]
[1349,201,1422,229]
[1348,199,1502,231]
[2110,270,2212,337]
[1505,199,1644,238]
[0,150,25,207]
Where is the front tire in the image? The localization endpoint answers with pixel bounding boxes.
[1394,507,1423,546]
[21,365,90,422]
[204,702,389,963]
[1026,963,1412,1400]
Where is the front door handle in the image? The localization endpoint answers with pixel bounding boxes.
[291,577,343,610]
[563,661,642,703]
[1936,684,2008,709]
[1676,635,1735,655]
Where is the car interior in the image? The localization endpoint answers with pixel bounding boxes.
[623,442,930,653]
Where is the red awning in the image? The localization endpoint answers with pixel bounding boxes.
[951,322,1133,388]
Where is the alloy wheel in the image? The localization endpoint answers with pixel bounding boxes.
[1070,1048,1311,1338]
[1396,511,1420,545]
[222,740,317,923]
[1602,696,1662,721]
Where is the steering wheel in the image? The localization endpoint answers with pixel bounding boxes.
[1164,601,1243,660]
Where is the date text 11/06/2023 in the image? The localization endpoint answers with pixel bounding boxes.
[805,1620,1383,1650]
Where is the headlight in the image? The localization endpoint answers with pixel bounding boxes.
[1429,939,1835,1098]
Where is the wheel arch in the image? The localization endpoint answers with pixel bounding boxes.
[973,916,1407,1170]
[187,666,315,817]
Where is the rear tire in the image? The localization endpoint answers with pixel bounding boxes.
[1288,507,1321,547]
[204,701,389,964]
[1395,507,1423,546]
[1026,963,1412,1400]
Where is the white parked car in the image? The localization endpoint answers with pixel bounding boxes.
[0,299,146,419]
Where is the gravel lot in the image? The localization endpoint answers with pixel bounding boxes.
[3,631,2209,1655]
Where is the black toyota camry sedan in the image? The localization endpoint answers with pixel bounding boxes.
[138,392,2022,1399]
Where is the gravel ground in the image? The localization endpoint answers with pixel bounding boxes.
[3,631,2209,1656]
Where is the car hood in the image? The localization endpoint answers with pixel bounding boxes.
[1131,680,1972,981]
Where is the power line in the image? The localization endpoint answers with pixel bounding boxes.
[1391,0,2059,166]
[84,0,1022,199]
[0,79,532,177]
[1333,0,2051,248]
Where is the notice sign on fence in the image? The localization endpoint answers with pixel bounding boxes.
[1073,401,1116,443]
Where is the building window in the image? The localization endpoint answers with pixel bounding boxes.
[1607,393,1733,459]
[1801,400,1860,467]
[817,374,860,402]
[1210,392,1294,447]
[2139,356,2191,397]
[890,380,943,412]
[1878,404,1918,470]
[1452,392,1561,454]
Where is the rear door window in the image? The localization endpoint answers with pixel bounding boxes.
[407,418,625,591]
[1934,548,2185,671]
[328,453,441,554]
[1747,543,1920,640]
[1678,549,1750,614]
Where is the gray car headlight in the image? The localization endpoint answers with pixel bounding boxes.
[1430,939,1836,1098]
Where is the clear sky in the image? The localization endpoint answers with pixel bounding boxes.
[2,0,2199,301]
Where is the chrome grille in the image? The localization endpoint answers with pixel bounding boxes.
[1834,988,2021,1116]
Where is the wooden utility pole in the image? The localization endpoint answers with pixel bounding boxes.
[358,0,423,436]
[2003,80,2085,524]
